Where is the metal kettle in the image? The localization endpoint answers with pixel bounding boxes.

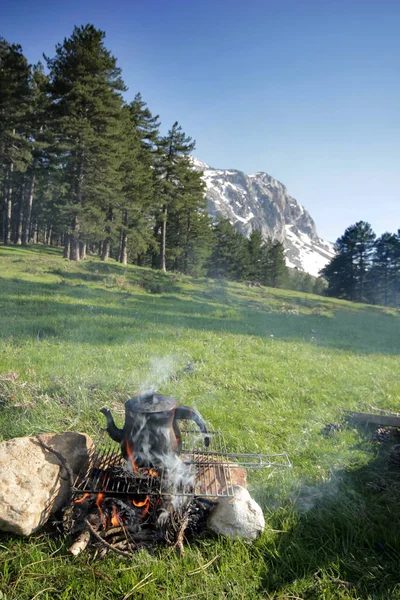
[100,392,210,468]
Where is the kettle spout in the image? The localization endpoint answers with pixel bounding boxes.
[100,408,124,443]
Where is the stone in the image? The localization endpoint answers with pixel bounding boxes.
[207,485,265,540]
[0,432,93,536]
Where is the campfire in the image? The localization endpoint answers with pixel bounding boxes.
[63,392,291,557]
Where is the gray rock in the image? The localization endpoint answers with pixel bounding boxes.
[191,157,335,277]
[207,485,265,540]
[0,432,93,536]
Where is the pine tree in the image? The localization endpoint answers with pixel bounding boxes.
[46,24,126,260]
[155,122,195,271]
[262,240,288,288]
[247,230,264,281]
[167,166,212,275]
[0,38,31,244]
[129,93,160,153]
[21,62,50,246]
[369,232,400,307]
[117,105,155,264]
[321,221,376,301]
[208,217,250,281]
[117,93,161,265]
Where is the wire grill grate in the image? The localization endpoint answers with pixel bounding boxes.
[73,430,291,499]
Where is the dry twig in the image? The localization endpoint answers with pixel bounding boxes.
[174,511,190,556]
[174,594,205,600]
[187,554,219,575]
[122,573,155,599]
[31,588,57,600]
[85,520,132,559]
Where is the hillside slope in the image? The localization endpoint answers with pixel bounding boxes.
[0,245,399,600]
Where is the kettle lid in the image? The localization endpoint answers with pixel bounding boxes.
[126,391,176,413]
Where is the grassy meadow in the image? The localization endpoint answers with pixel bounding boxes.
[0,244,399,600]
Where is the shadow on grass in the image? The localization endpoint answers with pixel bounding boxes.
[258,432,400,599]
[1,274,400,355]
[0,243,62,257]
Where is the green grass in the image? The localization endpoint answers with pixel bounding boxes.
[0,244,399,600]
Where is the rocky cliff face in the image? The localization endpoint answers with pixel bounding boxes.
[191,158,334,277]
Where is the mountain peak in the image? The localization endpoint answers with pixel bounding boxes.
[191,158,334,277]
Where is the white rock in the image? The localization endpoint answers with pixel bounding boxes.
[0,432,93,536]
[191,157,335,276]
[207,485,265,540]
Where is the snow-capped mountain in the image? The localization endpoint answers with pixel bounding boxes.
[191,157,335,277]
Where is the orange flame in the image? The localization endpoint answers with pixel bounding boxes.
[148,469,158,477]
[111,502,120,527]
[125,439,139,473]
[132,496,150,518]
[96,493,107,530]
[74,493,90,504]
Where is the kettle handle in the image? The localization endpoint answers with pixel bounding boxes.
[174,406,210,447]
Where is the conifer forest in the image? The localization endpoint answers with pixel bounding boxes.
[1,25,399,306]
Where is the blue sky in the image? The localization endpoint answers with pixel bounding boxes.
[2,0,399,241]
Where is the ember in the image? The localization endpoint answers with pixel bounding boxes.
[132,496,150,518]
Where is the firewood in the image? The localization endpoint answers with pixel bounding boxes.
[85,520,132,558]
[68,527,91,556]
[173,511,190,556]
[101,526,124,538]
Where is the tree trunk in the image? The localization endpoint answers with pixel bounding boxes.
[119,210,128,264]
[161,203,167,272]
[69,155,84,261]
[15,183,25,246]
[101,238,110,261]
[70,235,80,261]
[69,208,81,261]
[47,226,53,245]
[63,234,71,259]
[29,220,35,243]
[120,232,128,264]
[79,241,86,260]
[22,162,37,245]
[183,209,191,275]
[5,162,13,246]
[1,176,7,243]
[33,223,39,244]
[101,205,113,261]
